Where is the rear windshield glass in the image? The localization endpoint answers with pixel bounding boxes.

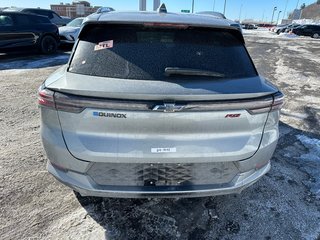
[69,24,257,80]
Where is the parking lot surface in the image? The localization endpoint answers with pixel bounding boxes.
[0,30,319,239]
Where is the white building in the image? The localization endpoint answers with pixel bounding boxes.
[139,0,161,11]
[139,0,146,11]
[153,0,160,11]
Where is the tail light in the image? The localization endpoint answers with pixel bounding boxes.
[38,86,55,109]
[271,92,284,111]
[38,85,284,115]
[248,92,284,114]
[38,85,84,113]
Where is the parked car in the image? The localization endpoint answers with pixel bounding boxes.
[0,12,59,54]
[292,24,320,38]
[270,24,287,33]
[95,7,115,14]
[3,8,71,26]
[257,23,274,28]
[196,11,226,19]
[285,24,303,33]
[83,6,115,24]
[242,23,256,30]
[277,24,300,34]
[196,11,242,32]
[39,5,283,198]
[59,17,84,44]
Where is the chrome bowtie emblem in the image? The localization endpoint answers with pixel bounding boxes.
[152,103,185,112]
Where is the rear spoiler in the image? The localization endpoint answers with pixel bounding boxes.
[78,22,245,44]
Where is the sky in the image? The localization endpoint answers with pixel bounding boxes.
[0,0,317,21]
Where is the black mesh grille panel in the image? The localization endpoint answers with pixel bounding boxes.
[87,162,239,187]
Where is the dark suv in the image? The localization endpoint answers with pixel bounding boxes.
[3,8,71,26]
[0,12,60,54]
[292,24,320,38]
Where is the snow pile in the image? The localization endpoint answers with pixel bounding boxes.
[293,19,320,25]
[296,135,320,198]
[278,33,299,38]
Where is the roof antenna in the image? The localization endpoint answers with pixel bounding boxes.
[157,3,167,13]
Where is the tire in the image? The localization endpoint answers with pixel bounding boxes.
[40,35,58,54]
[312,33,319,39]
[73,191,103,206]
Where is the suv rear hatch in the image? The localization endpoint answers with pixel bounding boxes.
[45,23,279,163]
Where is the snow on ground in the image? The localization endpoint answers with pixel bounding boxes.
[1,32,320,240]
[278,32,299,38]
[243,28,320,40]
[0,55,69,74]
[296,135,320,198]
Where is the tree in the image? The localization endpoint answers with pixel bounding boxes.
[317,0,320,4]
[300,3,306,9]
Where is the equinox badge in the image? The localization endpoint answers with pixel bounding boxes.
[93,112,127,118]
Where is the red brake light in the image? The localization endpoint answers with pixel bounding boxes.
[271,92,284,111]
[38,86,55,109]
[143,23,189,29]
[38,86,83,113]
[248,92,284,114]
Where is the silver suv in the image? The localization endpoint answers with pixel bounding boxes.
[39,8,283,198]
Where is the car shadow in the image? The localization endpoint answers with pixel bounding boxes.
[303,106,320,135]
[0,50,70,71]
[75,121,320,239]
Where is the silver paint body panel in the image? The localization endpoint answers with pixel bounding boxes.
[40,11,281,198]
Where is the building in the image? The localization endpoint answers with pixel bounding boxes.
[139,0,146,11]
[139,0,161,11]
[153,0,160,11]
[51,1,101,18]
[291,9,302,20]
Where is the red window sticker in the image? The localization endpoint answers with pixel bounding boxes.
[94,40,114,51]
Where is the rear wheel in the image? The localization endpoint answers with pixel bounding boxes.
[312,33,319,39]
[40,35,58,54]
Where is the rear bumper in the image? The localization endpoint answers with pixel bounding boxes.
[60,39,75,44]
[59,34,76,44]
[41,108,279,198]
[47,161,270,198]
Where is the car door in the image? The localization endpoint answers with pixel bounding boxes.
[310,26,320,36]
[0,14,16,49]
[303,26,313,36]
[9,14,38,48]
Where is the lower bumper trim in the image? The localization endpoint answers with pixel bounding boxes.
[47,161,270,198]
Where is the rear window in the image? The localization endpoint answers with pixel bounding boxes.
[0,15,13,26]
[25,9,54,19]
[69,24,257,80]
[31,15,50,24]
